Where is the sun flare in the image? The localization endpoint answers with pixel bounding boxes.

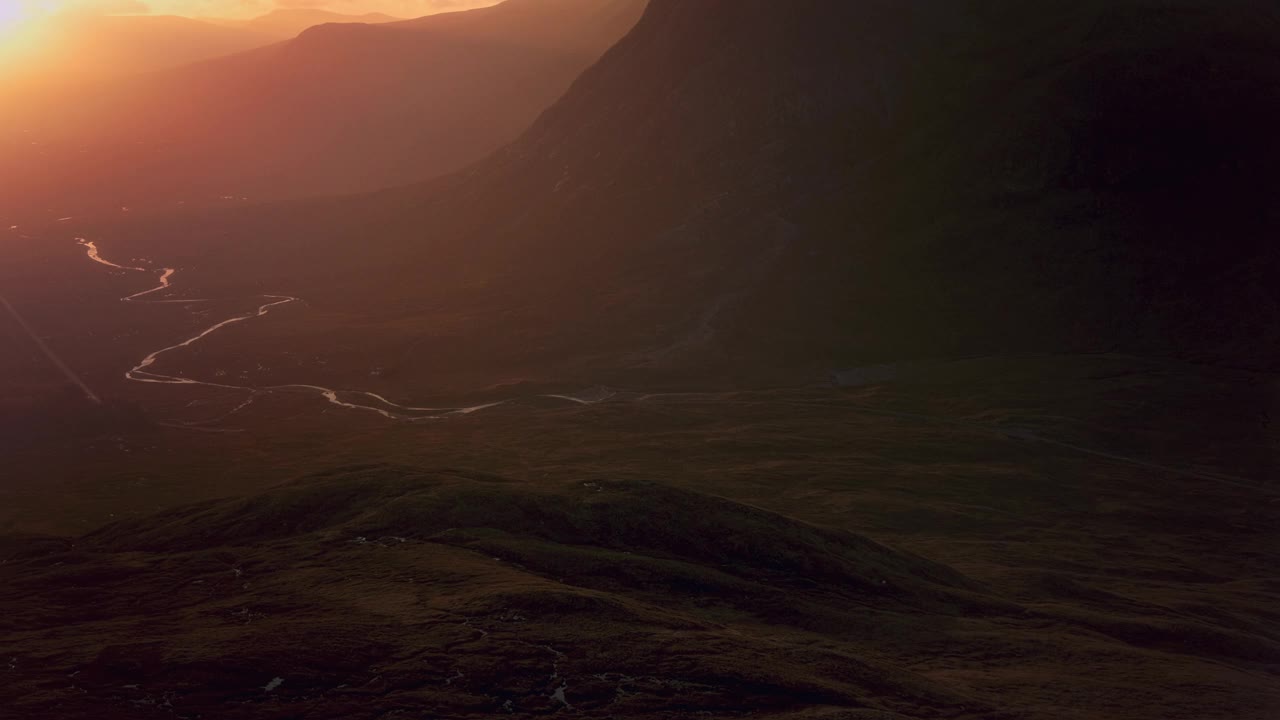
[0,0,60,73]
[0,3,25,35]
[0,0,44,41]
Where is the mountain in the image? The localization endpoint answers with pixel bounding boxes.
[0,0,649,216]
[381,0,1280,374]
[205,9,406,38]
[2,4,1276,718]
[97,0,1277,399]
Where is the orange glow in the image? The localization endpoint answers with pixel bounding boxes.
[0,0,504,84]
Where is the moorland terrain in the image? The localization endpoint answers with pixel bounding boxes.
[1,1,1277,718]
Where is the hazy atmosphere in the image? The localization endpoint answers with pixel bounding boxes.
[1,1,1276,718]
[2,0,497,19]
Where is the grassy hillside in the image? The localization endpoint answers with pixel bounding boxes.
[2,354,1275,718]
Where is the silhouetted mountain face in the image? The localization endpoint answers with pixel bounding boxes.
[23,1,1277,393]
[275,0,1275,381]
[0,0,648,214]
[143,0,1273,393]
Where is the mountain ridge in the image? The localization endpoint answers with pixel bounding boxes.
[0,0,649,215]
[66,0,1280,404]
[311,0,1280,376]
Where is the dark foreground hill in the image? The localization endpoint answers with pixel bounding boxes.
[3,457,1276,719]
[84,0,1280,401]
[0,469,993,719]
[0,0,647,216]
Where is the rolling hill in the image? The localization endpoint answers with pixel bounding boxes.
[2,352,1268,718]
[1,4,1275,719]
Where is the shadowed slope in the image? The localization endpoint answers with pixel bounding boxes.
[109,0,1280,397]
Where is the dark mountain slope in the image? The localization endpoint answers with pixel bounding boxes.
[124,0,1280,395]
[810,0,1280,365]
[420,0,1280,372]
[0,0,648,216]
[83,0,942,392]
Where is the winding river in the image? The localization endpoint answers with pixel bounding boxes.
[77,239,608,424]
[70,239,1249,486]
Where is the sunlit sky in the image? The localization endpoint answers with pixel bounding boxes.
[0,0,494,24]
